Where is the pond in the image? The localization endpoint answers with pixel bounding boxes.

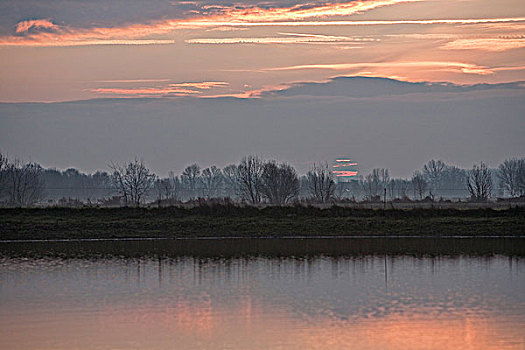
[1,238,524,349]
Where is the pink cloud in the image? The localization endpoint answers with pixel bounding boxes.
[90,87,202,96]
[0,0,420,46]
[15,19,58,33]
[333,170,359,176]
[90,81,229,97]
[442,38,525,52]
[266,61,497,75]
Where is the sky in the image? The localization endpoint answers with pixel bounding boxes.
[0,0,524,176]
[1,0,525,102]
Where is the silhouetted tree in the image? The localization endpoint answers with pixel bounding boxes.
[181,163,201,199]
[154,172,182,205]
[411,171,427,200]
[306,163,335,203]
[201,166,223,198]
[260,161,299,204]
[5,159,44,206]
[498,158,525,197]
[236,155,264,204]
[423,159,446,192]
[110,158,155,206]
[0,152,7,199]
[467,162,493,201]
[222,164,238,199]
[363,168,389,200]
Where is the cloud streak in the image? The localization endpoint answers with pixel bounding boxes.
[442,38,525,52]
[266,61,498,75]
[7,1,524,47]
[1,37,175,46]
[186,0,421,24]
[90,81,229,97]
[1,0,419,46]
[91,87,201,96]
[4,16,524,47]
[186,33,377,44]
[180,17,525,28]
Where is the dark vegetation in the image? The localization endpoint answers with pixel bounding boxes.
[1,237,523,259]
[1,205,523,241]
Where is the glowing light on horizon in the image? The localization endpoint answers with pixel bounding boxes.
[333,170,359,177]
[333,158,358,179]
[333,162,358,167]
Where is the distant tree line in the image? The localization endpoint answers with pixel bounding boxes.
[0,151,524,207]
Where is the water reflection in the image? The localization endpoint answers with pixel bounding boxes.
[0,245,524,349]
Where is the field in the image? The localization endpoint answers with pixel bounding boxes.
[0,205,523,241]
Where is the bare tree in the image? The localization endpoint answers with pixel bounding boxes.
[395,179,410,199]
[167,172,182,202]
[5,159,44,206]
[519,163,525,196]
[259,161,299,204]
[222,164,238,199]
[306,163,335,203]
[498,158,525,197]
[334,181,351,201]
[236,155,264,204]
[181,164,201,199]
[440,165,468,198]
[154,173,181,205]
[467,162,493,201]
[387,179,396,200]
[362,168,388,200]
[411,170,428,200]
[155,172,182,205]
[201,166,223,198]
[423,159,446,191]
[0,152,7,200]
[110,159,155,206]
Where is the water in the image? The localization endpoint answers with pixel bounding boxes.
[1,239,524,350]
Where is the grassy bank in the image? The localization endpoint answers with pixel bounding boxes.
[0,205,523,241]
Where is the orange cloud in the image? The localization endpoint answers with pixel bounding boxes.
[333,162,358,167]
[3,4,525,47]
[0,0,425,46]
[90,81,229,97]
[442,38,525,51]
[266,61,496,75]
[186,33,377,44]
[169,82,229,89]
[91,87,201,96]
[181,17,525,28]
[203,84,292,99]
[0,37,175,46]
[15,19,58,33]
[91,87,202,97]
[94,79,172,83]
[333,170,359,176]
[187,0,421,24]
